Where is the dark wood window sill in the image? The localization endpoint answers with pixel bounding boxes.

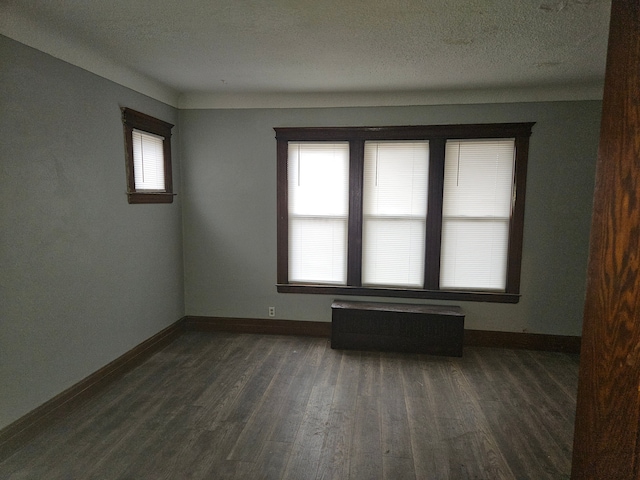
[276,284,520,304]
[127,192,175,204]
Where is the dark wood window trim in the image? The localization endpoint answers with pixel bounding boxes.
[121,107,175,204]
[276,123,534,304]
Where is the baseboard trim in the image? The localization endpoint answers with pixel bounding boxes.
[464,329,581,353]
[184,316,580,354]
[184,316,332,337]
[0,318,186,460]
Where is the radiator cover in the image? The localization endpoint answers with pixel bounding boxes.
[331,301,465,357]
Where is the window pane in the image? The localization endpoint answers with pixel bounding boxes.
[440,219,510,290]
[289,218,347,284]
[288,143,350,216]
[288,143,349,284]
[362,218,426,287]
[362,142,429,287]
[442,139,515,217]
[363,142,429,216]
[440,139,515,291]
[132,129,165,190]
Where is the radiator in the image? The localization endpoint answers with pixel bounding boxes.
[331,300,465,357]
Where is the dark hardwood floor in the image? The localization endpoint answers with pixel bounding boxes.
[0,331,578,479]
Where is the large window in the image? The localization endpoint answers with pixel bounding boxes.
[121,107,174,204]
[276,123,534,303]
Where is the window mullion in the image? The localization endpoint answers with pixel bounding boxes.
[424,138,445,290]
[347,140,365,286]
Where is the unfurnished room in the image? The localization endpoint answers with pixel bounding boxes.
[2,0,639,478]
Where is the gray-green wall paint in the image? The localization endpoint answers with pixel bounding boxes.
[0,36,184,429]
[180,102,600,336]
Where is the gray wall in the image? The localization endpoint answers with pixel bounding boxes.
[0,36,184,429]
[180,102,600,337]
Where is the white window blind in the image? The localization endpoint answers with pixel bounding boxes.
[440,139,515,291]
[288,143,350,284]
[132,129,165,191]
[362,141,429,287]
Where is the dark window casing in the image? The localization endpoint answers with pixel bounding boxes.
[121,107,174,204]
[275,123,534,304]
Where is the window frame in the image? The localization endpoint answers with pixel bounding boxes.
[121,107,175,204]
[275,123,534,304]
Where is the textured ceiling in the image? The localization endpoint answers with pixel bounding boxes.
[1,0,611,104]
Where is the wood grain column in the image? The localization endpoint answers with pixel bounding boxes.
[571,1,640,478]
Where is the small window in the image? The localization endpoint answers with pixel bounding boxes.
[121,107,174,204]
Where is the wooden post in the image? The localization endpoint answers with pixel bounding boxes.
[571,1,640,477]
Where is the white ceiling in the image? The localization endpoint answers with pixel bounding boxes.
[0,0,611,108]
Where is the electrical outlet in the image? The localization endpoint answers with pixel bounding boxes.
[268,306,276,317]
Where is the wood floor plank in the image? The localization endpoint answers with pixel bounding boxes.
[382,455,416,480]
[350,395,383,478]
[356,351,382,397]
[0,333,579,480]
[349,452,383,480]
[462,348,572,478]
[267,337,323,445]
[239,440,292,480]
[519,349,579,417]
[310,339,342,388]
[400,354,430,398]
[315,407,353,480]
[202,459,243,479]
[158,427,231,479]
[195,337,278,426]
[281,385,335,480]
[404,367,451,479]
[191,334,271,408]
[447,360,514,479]
[427,359,472,472]
[380,353,413,459]
[352,394,381,456]
[227,340,301,461]
[218,338,288,424]
[110,406,198,479]
[203,421,247,463]
[507,350,577,464]
[315,351,360,480]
